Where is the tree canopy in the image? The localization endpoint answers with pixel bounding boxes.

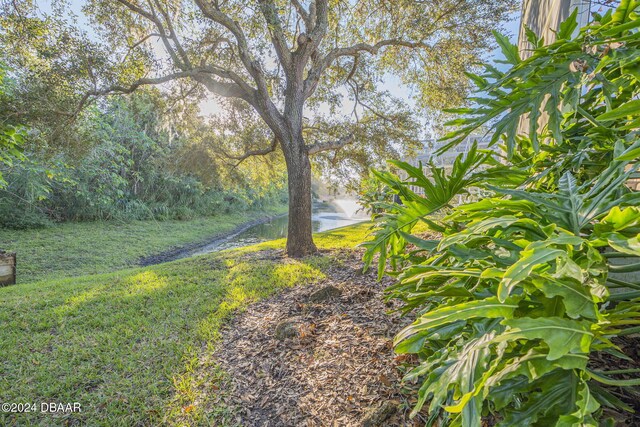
[1,0,517,255]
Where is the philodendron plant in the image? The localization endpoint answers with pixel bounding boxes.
[363,2,640,426]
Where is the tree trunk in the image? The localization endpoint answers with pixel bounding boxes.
[283,137,317,257]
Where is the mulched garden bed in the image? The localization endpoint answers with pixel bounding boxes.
[212,250,422,426]
[206,249,640,426]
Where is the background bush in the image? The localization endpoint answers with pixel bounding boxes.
[0,90,288,228]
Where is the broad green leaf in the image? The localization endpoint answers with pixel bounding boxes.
[553,257,585,283]
[611,0,639,25]
[498,371,582,425]
[439,216,519,250]
[398,231,438,252]
[558,172,582,233]
[587,369,640,386]
[497,317,593,360]
[615,145,640,161]
[485,350,588,389]
[400,267,483,284]
[557,8,579,39]
[596,206,640,232]
[394,298,518,346]
[492,30,520,65]
[590,382,635,412]
[362,146,488,278]
[524,25,540,47]
[560,381,600,425]
[606,232,640,256]
[531,275,599,319]
[596,99,640,121]
[440,333,496,426]
[499,247,566,302]
[395,322,465,354]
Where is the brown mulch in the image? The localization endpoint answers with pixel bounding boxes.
[212,250,420,427]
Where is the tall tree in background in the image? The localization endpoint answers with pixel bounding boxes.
[2,0,516,256]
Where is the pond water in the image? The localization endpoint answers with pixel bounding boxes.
[191,198,369,255]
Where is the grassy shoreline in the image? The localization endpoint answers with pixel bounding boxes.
[0,222,370,426]
[0,204,287,284]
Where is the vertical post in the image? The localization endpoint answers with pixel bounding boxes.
[517,0,591,134]
[0,251,16,286]
[518,0,574,59]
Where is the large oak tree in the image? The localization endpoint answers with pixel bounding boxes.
[2,0,516,256]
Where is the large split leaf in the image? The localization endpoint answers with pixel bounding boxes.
[394,298,518,347]
[497,317,593,360]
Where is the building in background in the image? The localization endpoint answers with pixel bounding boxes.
[411,135,492,170]
[518,0,591,59]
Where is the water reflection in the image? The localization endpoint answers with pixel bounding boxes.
[192,199,368,254]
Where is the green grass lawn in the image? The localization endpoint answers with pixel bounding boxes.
[0,205,287,284]
[0,222,372,426]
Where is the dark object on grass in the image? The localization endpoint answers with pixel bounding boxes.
[274,318,302,340]
[0,250,16,286]
[308,285,342,303]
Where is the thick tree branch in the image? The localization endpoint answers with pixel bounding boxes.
[291,0,312,29]
[78,68,250,115]
[193,0,270,99]
[306,0,328,50]
[112,0,283,126]
[258,0,293,70]
[115,0,185,69]
[114,0,155,21]
[345,54,359,82]
[295,0,328,64]
[192,0,286,138]
[89,71,205,95]
[218,136,279,167]
[151,0,192,68]
[304,38,429,98]
[307,133,354,155]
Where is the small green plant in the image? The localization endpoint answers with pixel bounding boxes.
[364,2,640,425]
[357,171,396,217]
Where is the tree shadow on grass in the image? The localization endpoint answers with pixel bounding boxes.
[0,249,329,427]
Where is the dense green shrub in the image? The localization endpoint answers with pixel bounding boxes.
[364,3,640,426]
[357,171,396,216]
[0,156,57,228]
[0,201,50,229]
[0,91,287,228]
[0,63,25,187]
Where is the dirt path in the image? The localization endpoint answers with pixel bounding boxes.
[210,250,422,426]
